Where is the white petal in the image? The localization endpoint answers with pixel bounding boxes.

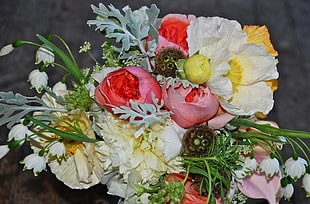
[35,45,55,65]
[48,141,66,158]
[285,157,307,180]
[302,174,310,197]
[222,82,274,115]
[0,44,14,56]
[8,124,29,144]
[233,44,279,85]
[28,69,48,93]
[0,145,10,159]
[21,153,46,176]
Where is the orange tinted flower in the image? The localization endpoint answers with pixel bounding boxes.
[243,25,278,57]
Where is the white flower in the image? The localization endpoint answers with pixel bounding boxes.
[0,145,10,159]
[95,112,184,184]
[278,183,294,201]
[28,69,48,93]
[21,153,46,176]
[234,156,258,180]
[8,123,30,145]
[0,44,14,56]
[79,41,91,53]
[285,157,307,181]
[259,156,280,179]
[48,141,66,158]
[35,45,54,65]
[243,156,258,173]
[187,17,278,116]
[302,174,310,197]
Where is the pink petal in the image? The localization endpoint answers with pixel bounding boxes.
[207,112,235,129]
[237,172,281,204]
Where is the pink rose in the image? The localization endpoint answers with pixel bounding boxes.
[162,82,219,128]
[158,14,196,54]
[94,66,162,113]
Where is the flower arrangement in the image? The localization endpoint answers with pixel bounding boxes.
[0,3,309,204]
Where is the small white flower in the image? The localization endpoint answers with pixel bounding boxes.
[8,124,29,145]
[35,45,54,65]
[285,157,307,181]
[302,174,310,197]
[0,44,14,56]
[28,69,48,93]
[259,156,280,179]
[243,156,258,173]
[21,153,46,176]
[0,145,10,159]
[48,141,66,158]
[279,183,294,201]
[79,41,91,53]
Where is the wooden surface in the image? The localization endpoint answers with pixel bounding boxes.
[0,0,309,203]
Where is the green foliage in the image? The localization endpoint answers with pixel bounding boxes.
[64,84,94,111]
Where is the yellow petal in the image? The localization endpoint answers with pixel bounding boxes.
[243,25,278,57]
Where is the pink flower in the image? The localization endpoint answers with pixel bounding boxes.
[94,66,162,113]
[158,14,196,53]
[162,82,219,128]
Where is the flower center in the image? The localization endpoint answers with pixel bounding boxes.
[110,70,141,100]
[53,117,85,157]
[225,58,243,92]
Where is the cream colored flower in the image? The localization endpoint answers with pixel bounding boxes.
[95,112,184,184]
[28,69,48,93]
[35,45,55,65]
[187,17,279,116]
[29,83,111,189]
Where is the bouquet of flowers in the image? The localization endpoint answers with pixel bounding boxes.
[0,3,309,204]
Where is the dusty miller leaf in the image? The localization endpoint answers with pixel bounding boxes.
[112,96,172,128]
[0,92,66,128]
[87,3,159,55]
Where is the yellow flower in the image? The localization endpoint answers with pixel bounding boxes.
[184,55,211,84]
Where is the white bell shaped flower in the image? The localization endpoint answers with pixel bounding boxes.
[28,69,48,93]
[0,145,10,159]
[285,156,307,181]
[279,183,294,201]
[21,153,46,176]
[302,174,310,197]
[0,44,14,56]
[35,45,54,65]
[243,156,258,173]
[48,141,66,158]
[8,123,30,145]
[259,155,280,179]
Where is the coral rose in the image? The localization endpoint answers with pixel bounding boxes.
[162,82,219,128]
[94,66,162,113]
[157,14,196,54]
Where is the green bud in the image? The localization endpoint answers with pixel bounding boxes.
[23,117,31,126]
[12,40,24,48]
[292,151,299,160]
[8,140,21,149]
[47,35,53,41]
[39,149,45,157]
[39,65,46,72]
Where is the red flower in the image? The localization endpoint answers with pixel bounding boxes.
[158,14,196,53]
[162,82,219,128]
[94,66,162,113]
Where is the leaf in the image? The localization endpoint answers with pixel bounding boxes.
[0,91,66,128]
[112,97,171,128]
[87,3,159,55]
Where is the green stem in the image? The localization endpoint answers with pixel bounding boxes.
[49,34,79,68]
[203,160,212,204]
[36,34,84,83]
[230,118,310,139]
[231,131,284,143]
[286,137,310,162]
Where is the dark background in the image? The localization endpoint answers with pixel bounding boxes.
[0,0,309,203]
